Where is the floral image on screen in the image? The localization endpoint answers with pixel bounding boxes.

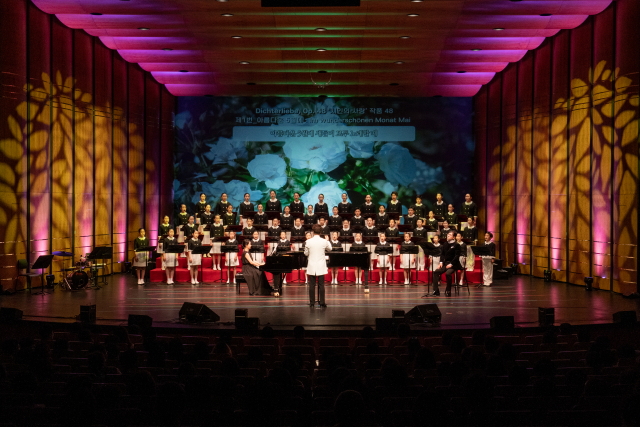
[173,97,473,216]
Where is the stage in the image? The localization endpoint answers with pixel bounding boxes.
[2,274,638,330]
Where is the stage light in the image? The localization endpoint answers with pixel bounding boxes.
[407,14,419,17]
[399,36,410,39]
[543,269,552,282]
[239,61,250,64]
[316,48,327,52]
[472,49,482,51]
[221,13,233,17]
[584,277,593,291]
[494,28,505,31]
[231,36,242,39]
[394,61,404,64]
[138,27,150,31]
[315,28,327,32]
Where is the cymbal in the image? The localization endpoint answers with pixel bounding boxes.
[53,251,73,257]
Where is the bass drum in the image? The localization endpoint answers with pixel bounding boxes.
[66,270,89,290]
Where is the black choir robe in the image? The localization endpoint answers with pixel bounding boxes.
[214,200,230,216]
[363,226,378,238]
[267,226,282,239]
[328,215,343,228]
[265,199,282,213]
[183,223,197,239]
[350,216,365,229]
[291,226,305,237]
[411,204,427,220]
[425,218,439,231]
[433,202,447,218]
[314,202,329,215]
[484,241,496,257]
[413,228,427,239]
[176,212,190,227]
[159,223,172,237]
[387,200,403,216]
[385,227,400,238]
[303,213,317,225]
[461,202,478,218]
[338,202,352,214]
[238,202,254,218]
[211,223,225,238]
[361,203,376,216]
[444,212,458,225]
[200,212,214,226]
[439,227,455,240]
[375,213,389,226]
[404,215,418,229]
[462,226,478,242]
[280,214,294,230]
[253,212,268,225]
[243,226,257,236]
[222,212,236,226]
[195,201,208,219]
[340,228,353,237]
[289,200,304,213]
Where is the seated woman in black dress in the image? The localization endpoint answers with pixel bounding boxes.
[241,240,275,296]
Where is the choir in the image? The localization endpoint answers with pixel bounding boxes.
[143,190,493,294]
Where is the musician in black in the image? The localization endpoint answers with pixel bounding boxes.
[428,230,461,297]
[433,193,446,218]
[214,192,230,216]
[350,208,365,229]
[461,193,478,220]
[266,190,282,213]
[329,231,342,285]
[314,193,329,215]
[338,193,352,214]
[410,195,427,221]
[328,206,343,228]
[444,204,458,226]
[376,204,389,227]
[361,194,376,216]
[304,205,316,226]
[254,203,268,226]
[243,218,256,237]
[289,192,304,213]
[238,193,254,226]
[241,239,273,297]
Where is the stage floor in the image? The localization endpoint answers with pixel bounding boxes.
[2,274,638,330]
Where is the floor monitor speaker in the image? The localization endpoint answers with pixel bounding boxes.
[179,302,220,323]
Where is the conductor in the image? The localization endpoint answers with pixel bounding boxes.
[304,224,332,308]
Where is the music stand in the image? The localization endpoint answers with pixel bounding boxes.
[401,245,420,285]
[399,224,414,235]
[52,251,73,287]
[165,244,185,284]
[291,212,304,221]
[190,245,213,285]
[254,224,268,240]
[266,211,281,227]
[210,236,228,280]
[337,236,354,283]
[363,236,379,281]
[423,246,443,292]
[86,246,113,289]
[240,210,256,227]
[135,246,156,285]
[265,236,280,257]
[349,245,369,291]
[341,212,354,221]
[386,237,401,283]
[362,213,375,222]
[221,243,239,285]
[290,236,307,283]
[388,213,400,222]
[29,255,55,295]
[374,245,393,285]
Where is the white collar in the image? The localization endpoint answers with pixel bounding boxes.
[252,238,259,242]
[367,225,375,229]
[204,212,211,215]
[280,239,287,242]
[378,212,386,216]
[180,212,187,215]
[293,200,301,203]
[415,203,423,206]
[220,200,228,203]
[465,201,472,205]
[433,243,440,246]
[317,201,325,205]
[191,237,198,241]
[391,200,398,204]
[354,240,363,244]
[388,227,396,230]
[270,198,277,202]
[436,201,443,205]
[167,236,174,240]
[331,240,339,244]
[270,225,279,228]
[416,227,424,230]
[407,214,415,218]
[485,240,492,244]
[283,213,290,217]
[244,201,251,205]
[332,214,340,217]
[188,223,195,226]
[467,225,475,229]
[365,202,372,205]
[343,227,350,231]
[294,226,302,229]
[448,239,455,243]
[228,239,236,243]
[341,201,349,204]
[214,223,221,226]
[256,211,265,214]
[354,215,362,219]
[199,200,206,204]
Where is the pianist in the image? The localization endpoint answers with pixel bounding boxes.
[241,240,275,297]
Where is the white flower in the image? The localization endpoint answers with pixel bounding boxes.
[372,180,396,195]
[301,181,348,210]
[283,140,347,172]
[174,111,192,130]
[410,160,443,195]
[348,140,374,159]
[224,180,263,207]
[248,154,287,189]
[200,181,227,200]
[203,137,247,167]
[376,143,416,186]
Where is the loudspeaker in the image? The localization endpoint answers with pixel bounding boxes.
[375,317,406,333]
[0,307,23,323]
[79,305,96,323]
[235,317,260,331]
[538,307,555,326]
[613,311,637,325]
[235,308,248,318]
[128,314,153,329]
[179,302,220,323]
[405,304,441,324]
[490,316,515,331]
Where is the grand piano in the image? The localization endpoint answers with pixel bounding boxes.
[259,250,371,292]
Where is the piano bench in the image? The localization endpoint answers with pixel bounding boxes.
[235,274,246,294]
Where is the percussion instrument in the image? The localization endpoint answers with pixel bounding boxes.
[63,270,89,290]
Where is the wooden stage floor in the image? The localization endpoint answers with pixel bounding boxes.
[2,274,638,330]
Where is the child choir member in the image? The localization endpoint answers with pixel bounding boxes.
[480,232,496,287]
[291,218,305,250]
[386,219,400,267]
[410,195,427,221]
[214,192,230,216]
[351,233,366,286]
[223,204,235,226]
[439,220,454,242]
[456,232,468,285]
[444,204,458,226]
[375,233,391,285]
[161,229,177,284]
[413,219,427,270]
[243,218,256,237]
[289,192,305,213]
[425,211,438,231]
[210,215,224,270]
[158,215,172,254]
[223,232,240,284]
[361,194,376,216]
[328,206,342,228]
[250,230,265,264]
[317,217,329,237]
[238,193,254,227]
[339,219,352,258]
[425,234,442,284]
[200,205,214,257]
[266,190,282,214]
[376,205,389,227]
[183,216,197,241]
[433,193,446,218]
[187,230,202,285]
[329,232,342,285]
[404,207,418,229]
[195,193,208,223]
[304,205,316,226]
[133,228,149,285]
[338,193,352,214]
[387,191,402,217]
[400,232,416,285]
[280,206,294,238]
[176,204,190,242]
[461,193,478,220]
[462,217,478,241]
[350,208,365,229]
[267,218,282,255]
[314,193,329,216]
[253,203,268,226]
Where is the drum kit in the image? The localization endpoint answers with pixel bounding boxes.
[53,251,94,290]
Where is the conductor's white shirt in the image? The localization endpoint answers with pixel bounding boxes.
[304,234,332,276]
